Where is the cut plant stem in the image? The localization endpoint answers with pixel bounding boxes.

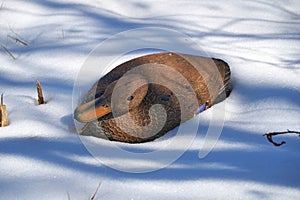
[0,93,9,127]
[36,80,45,105]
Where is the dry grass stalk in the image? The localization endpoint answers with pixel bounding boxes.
[0,93,9,127]
[8,35,28,46]
[90,181,102,200]
[1,45,16,60]
[36,80,45,105]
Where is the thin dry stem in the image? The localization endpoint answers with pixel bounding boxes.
[1,45,16,60]
[91,181,102,200]
[8,35,28,46]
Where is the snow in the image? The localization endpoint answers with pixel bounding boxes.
[0,0,300,199]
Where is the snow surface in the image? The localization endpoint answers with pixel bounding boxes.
[1,0,300,199]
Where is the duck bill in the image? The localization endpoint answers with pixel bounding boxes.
[74,97,111,123]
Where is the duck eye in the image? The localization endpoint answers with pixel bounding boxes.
[161,94,170,101]
[127,96,134,101]
[95,90,104,98]
[185,85,191,90]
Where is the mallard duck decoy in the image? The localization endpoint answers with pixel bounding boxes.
[74,52,232,143]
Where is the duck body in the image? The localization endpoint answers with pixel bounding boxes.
[74,52,232,143]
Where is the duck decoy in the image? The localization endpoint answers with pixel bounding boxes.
[74,52,232,143]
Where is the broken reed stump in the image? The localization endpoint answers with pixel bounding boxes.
[263,129,300,146]
[36,80,45,105]
[0,93,9,127]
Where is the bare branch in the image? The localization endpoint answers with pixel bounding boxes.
[263,129,300,146]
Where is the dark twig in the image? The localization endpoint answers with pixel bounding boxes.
[90,181,102,200]
[8,35,28,46]
[8,27,29,45]
[36,80,45,105]
[1,45,16,60]
[263,129,300,146]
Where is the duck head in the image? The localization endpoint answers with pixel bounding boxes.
[74,74,148,123]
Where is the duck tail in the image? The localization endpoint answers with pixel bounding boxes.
[212,58,233,104]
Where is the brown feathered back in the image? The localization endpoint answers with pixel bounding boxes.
[75,52,232,143]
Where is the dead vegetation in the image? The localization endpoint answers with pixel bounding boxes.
[263,129,300,146]
[0,93,9,127]
[36,80,45,105]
